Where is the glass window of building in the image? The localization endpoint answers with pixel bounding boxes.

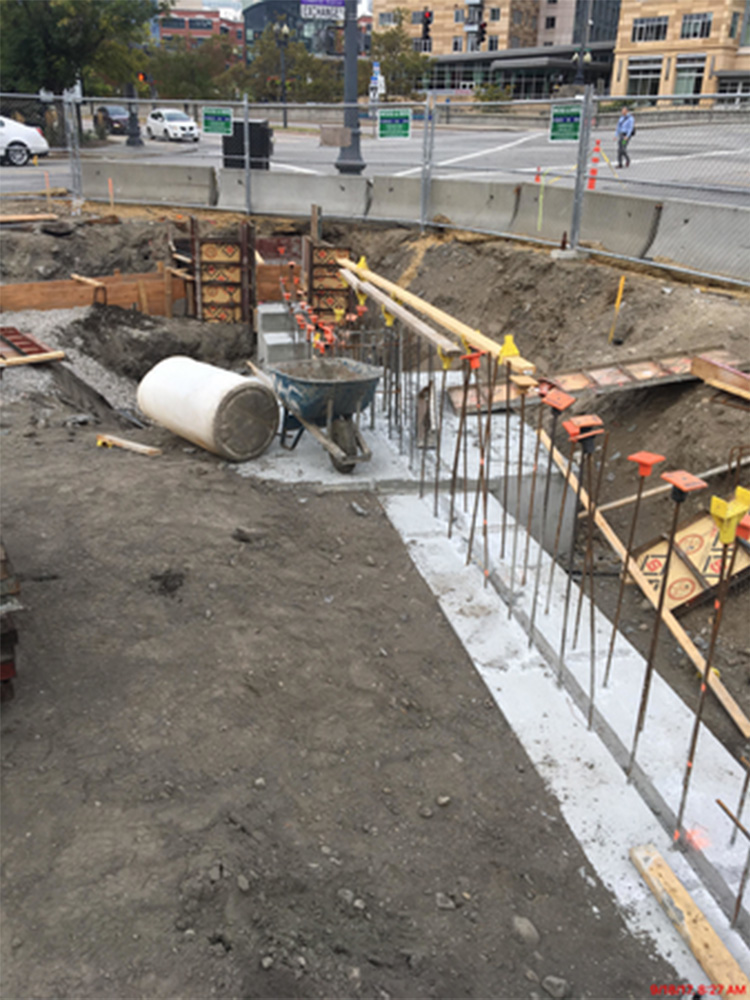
[189,17,214,31]
[161,16,185,29]
[411,10,422,23]
[452,35,463,50]
[378,11,395,26]
[680,12,712,39]
[490,7,500,21]
[627,56,662,98]
[545,16,555,28]
[674,54,706,101]
[742,1,750,45]
[454,9,465,22]
[631,17,668,43]
[488,35,499,49]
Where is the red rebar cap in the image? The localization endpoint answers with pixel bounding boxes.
[628,450,666,477]
[661,470,707,493]
[737,513,750,542]
[543,387,576,412]
[461,350,485,369]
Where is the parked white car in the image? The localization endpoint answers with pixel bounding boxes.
[145,109,199,142]
[0,115,50,166]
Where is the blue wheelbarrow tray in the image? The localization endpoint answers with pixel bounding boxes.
[266,357,382,473]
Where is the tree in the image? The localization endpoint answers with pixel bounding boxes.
[148,36,236,100]
[0,0,163,94]
[370,9,432,98]
[244,24,343,104]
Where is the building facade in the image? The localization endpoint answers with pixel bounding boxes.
[611,0,750,101]
[155,7,245,53]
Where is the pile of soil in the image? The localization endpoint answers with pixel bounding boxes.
[1,201,748,998]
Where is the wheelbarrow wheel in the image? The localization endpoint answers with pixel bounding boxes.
[330,416,357,474]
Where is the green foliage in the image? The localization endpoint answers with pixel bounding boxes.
[370,20,432,98]
[0,0,163,93]
[474,82,512,103]
[148,35,236,100]
[243,24,343,103]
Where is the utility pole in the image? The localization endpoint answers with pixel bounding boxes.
[336,0,365,175]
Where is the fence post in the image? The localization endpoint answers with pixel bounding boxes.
[243,93,251,217]
[569,84,594,251]
[63,95,83,210]
[419,95,433,231]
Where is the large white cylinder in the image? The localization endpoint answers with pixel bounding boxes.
[137,356,278,461]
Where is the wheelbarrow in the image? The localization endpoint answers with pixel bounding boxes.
[265,357,381,474]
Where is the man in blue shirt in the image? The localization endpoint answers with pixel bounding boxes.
[615,106,635,168]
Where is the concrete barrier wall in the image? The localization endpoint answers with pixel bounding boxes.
[646,199,750,282]
[368,176,422,222]
[218,170,369,218]
[82,161,217,207]
[428,179,519,232]
[580,189,661,259]
[511,182,573,244]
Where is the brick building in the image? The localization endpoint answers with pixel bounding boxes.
[155,7,245,55]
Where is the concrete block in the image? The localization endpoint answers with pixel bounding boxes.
[647,199,750,282]
[81,161,217,207]
[510,182,573,244]
[258,331,307,367]
[257,302,293,335]
[429,179,518,232]
[580,190,661,259]
[218,171,369,218]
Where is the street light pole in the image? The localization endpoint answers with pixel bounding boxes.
[274,21,290,129]
[573,0,594,86]
[335,0,365,175]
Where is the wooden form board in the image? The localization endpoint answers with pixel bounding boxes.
[691,354,750,402]
[0,270,187,316]
[257,263,295,304]
[448,349,739,414]
[635,510,750,612]
[630,844,750,990]
[540,428,750,739]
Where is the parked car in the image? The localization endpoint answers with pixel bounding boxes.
[0,115,50,166]
[95,104,130,134]
[145,109,199,142]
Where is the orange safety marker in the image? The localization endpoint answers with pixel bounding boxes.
[587,139,601,192]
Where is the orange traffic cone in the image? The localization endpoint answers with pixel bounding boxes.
[587,139,600,191]
[535,166,541,183]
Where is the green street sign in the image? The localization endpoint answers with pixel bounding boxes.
[377,107,411,140]
[203,107,234,136]
[549,103,582,142]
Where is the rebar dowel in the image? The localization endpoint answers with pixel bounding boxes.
[508,389,527,618]
[584,451,598,729]
[558,447,587,685]
[733,844,750,928]
[731,759,750,848]
[528,409,562,648]
[448,361,470,539]
[627,498,683,779]
[433,366,448,518]
[604,474,647,688]
[482,359,499,586]
[573,432,608,649]
[466,363,487,567]
[501,361,511,559]
[544,437,577,617]
[419,351,433,500]
[522,405,545,586]
[674,541,734,839]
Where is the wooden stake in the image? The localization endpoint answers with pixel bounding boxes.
[96,434,161,457]
[607,275,626,344]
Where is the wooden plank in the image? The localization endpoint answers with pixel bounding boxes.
[338,257,535,368]
[691,355,750,402]
[96,434,161,457]
[540,427,750,739]
[339,270,462,357]
[630,844,750,990]
[0,213,58,223]
[0,350,65,368]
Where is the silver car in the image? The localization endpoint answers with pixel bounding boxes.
[145,109,199,142]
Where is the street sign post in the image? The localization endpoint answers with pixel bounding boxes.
[549,103,582,142]
[377,107,411,140]
[203,107,234,136]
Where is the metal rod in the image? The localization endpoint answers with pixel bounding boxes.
[508,387,527,618]
[731,758,750,848]
[558,445,586,685]
[433,364,448,518]
[482,360,499,587]
[528,408,561,648]
[544,435,577,616]
[466,361,487,567]
[716,798,750,927]
[501,361,511,558]
[603,472,647,688]
[674,540,734,840]
[574,431,608,649]
[522,404,545,586]
[627,497,683,779]
[448,360,470,539]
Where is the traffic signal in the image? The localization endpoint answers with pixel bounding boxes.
[137,72,147,83]
[421,9,432,40]
[477,21,487,44]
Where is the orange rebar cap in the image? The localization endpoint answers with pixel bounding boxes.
[542,387,575,413]
[628,450,665,477]
[461,350,485,370]
[661,470,707,493]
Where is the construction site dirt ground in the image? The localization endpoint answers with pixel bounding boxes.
[1,200,748,999]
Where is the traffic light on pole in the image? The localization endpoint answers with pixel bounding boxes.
[477,21,487,44]
[421,8,432,40]
[137,72,147,83]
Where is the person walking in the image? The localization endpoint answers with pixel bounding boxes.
[615,106,635,168]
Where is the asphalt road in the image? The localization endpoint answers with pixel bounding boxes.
[1,120,748,208]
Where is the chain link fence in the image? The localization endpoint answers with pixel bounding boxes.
[1,88,748,284]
